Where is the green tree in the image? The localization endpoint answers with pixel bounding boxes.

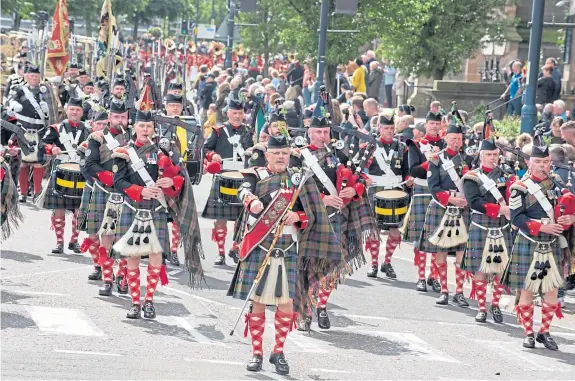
[68,0,103,37]
[376,0,509,80]
[2,0,58,30]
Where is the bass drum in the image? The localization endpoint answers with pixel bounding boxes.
[175,116,203,185]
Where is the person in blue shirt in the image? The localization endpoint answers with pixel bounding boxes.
[501,61,523,117]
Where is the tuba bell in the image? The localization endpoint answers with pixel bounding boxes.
[164,38,176,51]
[288,53,297,62]
[187,40,196,53]
[210,41,224,56]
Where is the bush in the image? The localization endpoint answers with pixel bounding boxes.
[494,116,521,139]
[147,27,163,40]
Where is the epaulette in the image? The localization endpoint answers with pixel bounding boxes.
[428,153,440,166]
[290,148,302,158]
[252,143,266,152]
[87,131,104,144]
[111,146,130,161]
[462,170,480,183]
[77,140,89,154]
[510,181,527,193]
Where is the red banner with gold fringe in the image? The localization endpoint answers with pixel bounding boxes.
[47,0,70,77]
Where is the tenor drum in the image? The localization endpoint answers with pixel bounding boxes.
[218,171,244,204]
[54,163,85,198]
[374,190,410,228]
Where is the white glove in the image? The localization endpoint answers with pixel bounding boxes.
[40,101,49,114]
[8,100,23,113]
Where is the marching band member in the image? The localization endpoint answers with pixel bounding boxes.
[416,121,471,307]
[405,113,445,292]
[365,113,410,279]
[38,97,91,254]
[203,98,253,266]
[228,134,340,375]
[507,145,567,350]
[83,101,131,295]
[462,139,511,323]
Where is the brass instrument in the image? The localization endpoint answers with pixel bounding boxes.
[210,41,224,56]
[234,43,245,56]
[187,40,196,53]
[164,38,176,51]
[287,52,297,62]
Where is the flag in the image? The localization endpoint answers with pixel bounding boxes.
[98,0,117,58]
[138,85,154,111]
[46,0,70,77]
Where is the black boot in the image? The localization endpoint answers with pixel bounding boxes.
[536,332,559,351]
[269,352,289,375]
[68,241,81,254]
[116,275,128,294]
[168,252,180,266]
[143,301,156,319]
[98,282,113,296]
[246,355,263,372]
[490,305,503,323]
[432,279,441,293]
[436,292,449,305]
[126,304,141,319]
[380,263,397,279]
[18,194,26,203]
[51,243,64,254]
[475,311,487,323]
[452,293,469,308]
[297,315,312,332]
[214,255,226,266]
[87,266,102,281]
[523,333,535,349]
[367,264,378,278]
[416,279,427,292]
[228,248,239,264]
[317,307,331,329]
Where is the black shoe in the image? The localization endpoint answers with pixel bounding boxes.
[98,282,113,296]
[427,276,434,286]
[126,304,141,319]
[143,301,156,319]
[380,263,397,279]
[367,264,378,278]
[536,332,559,351]
[416,279,427,292]
[246,355,263,372]
[214,255,226,266]
[297,316,312,332]
[51,243,64,254]
[432,279,441,293]
[116,275,128,294]
[269,352,289,375]
[169,252,180,266]
[452,293,469,308]
[68,241,81,254]
[228,249,239,264]
[87,266,102,280]
[18,194,26,203]
[436,292,449,305]
[317,307,331,330]
[475,311,487,323]
[523,333,535,349]
[490,305,503,323]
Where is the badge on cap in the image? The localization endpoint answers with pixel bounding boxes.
[85,149,91,157]
[112,164,119,173]
[335,140,345,150]
[427,171,432,177]
[294,136,306,147]
[40,85,47,93]
[251,152,259,160]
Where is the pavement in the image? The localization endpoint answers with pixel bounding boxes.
[1,174,575,380]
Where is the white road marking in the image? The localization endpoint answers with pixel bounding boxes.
[1,266,91,279]
[173,316,226,346]
[334,313,390,321]
[287,331,329,353]
[9,290,68,297]
[185,357,243,366]
[26,306,104,337]
[54,349,121,357]
[162,286,240,309]
[310,368,353,374]
[168,269,183,276]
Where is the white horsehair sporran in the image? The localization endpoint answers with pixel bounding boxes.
[479,227,509,274]
[113,209,163,257]
[250,245,292,306]
[429,205,468,248]
[98,192,124,236]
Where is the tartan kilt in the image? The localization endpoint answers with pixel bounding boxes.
[230,235,297,301]
[367,185,409,232]
[77,182,93,232]
[504,231,562,290]
[42,173,83,210]
[403,183,431,244]
[85,182,117,235]
[416,200,469,253]
[114,198,169,258]
[463,212,509,274]
[201,174,243,221]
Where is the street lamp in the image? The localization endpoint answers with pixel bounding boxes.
[479,35,507,82]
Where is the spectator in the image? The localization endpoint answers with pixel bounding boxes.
[364,50,376,89]
[413,121,426,140]
[337,81,351,104]
[380,60,397,107]
[351,96,369,129]
[287,60,304,88]
[302,62,315,107]
[363,98,380,121]
[539,57,562,101]
[331,99,343,127]
[398,104,415,117]
[547,117,564,144]
[553,99,568,121]
[285,86,303,124]
[200,74,216,120]
[282,100,301,128]
[397,115,415,140]
[203,104,217,138]
[350,59,367,93]
[501,60,523,117]
[536,65,556,105]
[367,61,383,101]
[560,121,575,146]
[277,74,288,96]
[215,82,231,124]
[430,100,442,114]
[271,69,280,89]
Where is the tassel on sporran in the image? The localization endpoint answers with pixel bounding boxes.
[113,209,162,257]
[479,228,509,274]
[429,206,468,248]
[525,242,563,294]
[251,248,290,306]
[98,193,124,236]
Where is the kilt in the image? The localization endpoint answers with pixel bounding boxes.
[403,183,431,244]
[463,212,509,274]
[42,170,83,210]
[114,198,169,257]
[201,173,243,221]
[231,235,297,301]
[367,185,408,231]
[77,181,93,232]
[85,182,117,235]
[504,231,562,290]
[416,200,469,253]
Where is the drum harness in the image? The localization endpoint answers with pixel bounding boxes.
[57,125,83,163]
[222,125,246,171]
[430,152,465,208]
[125,145,168,209]
[371,142,402,190]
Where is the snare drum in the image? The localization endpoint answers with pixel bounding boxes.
[218,171,244,203]
[185,160,203,185]
[54,163,85,198]
[374,190,409,228]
